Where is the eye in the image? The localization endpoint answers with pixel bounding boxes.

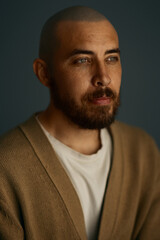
[106,56,119,64]
[73,57,91,64]
[78,58,87,63]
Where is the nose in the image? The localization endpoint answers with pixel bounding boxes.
[92,62,111,87]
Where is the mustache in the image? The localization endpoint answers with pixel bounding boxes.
[83,87,117,101]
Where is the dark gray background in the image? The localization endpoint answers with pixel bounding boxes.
[0,0,160,148]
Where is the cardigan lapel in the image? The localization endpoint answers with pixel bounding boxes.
[20,115,124,240]
[98,122,124,240]
[20,115,87,240]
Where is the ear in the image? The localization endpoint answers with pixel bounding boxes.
[33,58,51,87]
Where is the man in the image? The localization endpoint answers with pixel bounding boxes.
[0,6,159,240]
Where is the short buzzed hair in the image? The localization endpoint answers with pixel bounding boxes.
[39,6,107,63]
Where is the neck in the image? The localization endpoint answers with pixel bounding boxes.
[38,103,101,155]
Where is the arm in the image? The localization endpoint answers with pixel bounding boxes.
[0,160,24,240]
[0,201,24,240]
[136,143,160,240]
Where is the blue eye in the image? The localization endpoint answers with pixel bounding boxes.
[73,57,92,65]
[77,58,88,63]
[106,56,119,63]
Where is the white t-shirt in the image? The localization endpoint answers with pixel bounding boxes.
[37,119,112,240]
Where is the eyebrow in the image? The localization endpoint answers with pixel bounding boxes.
[105,48,120,54]
[68,48,120,57]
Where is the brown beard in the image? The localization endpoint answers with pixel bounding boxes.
[50,81,120,129]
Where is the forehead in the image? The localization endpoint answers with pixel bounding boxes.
[55,20,119,53]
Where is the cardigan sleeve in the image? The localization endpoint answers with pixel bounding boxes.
[0,201,24,240]
[0,157,24,240]
[135,141,160,240]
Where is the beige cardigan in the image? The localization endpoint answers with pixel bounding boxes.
[0,116,159,240]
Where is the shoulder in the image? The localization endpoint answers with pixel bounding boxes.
[0,127,27,154]
[111,120,159,151]
[110,121,160,191]
[0,127,30,169]
[0,114,40,152]
[110,121,160,176]
[111,121,160,168]
[0,116,39,169]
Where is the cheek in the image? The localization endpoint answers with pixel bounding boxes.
[111,67,122,92]
[58,68,90,92]
[54,72,88,101]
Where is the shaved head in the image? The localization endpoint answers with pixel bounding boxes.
[39,6,115,64]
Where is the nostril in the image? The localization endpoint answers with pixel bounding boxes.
[97,81,103,86]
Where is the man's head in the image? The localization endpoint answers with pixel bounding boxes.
[33,6,122,129]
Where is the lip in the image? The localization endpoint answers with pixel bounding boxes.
[92,97,112,105]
